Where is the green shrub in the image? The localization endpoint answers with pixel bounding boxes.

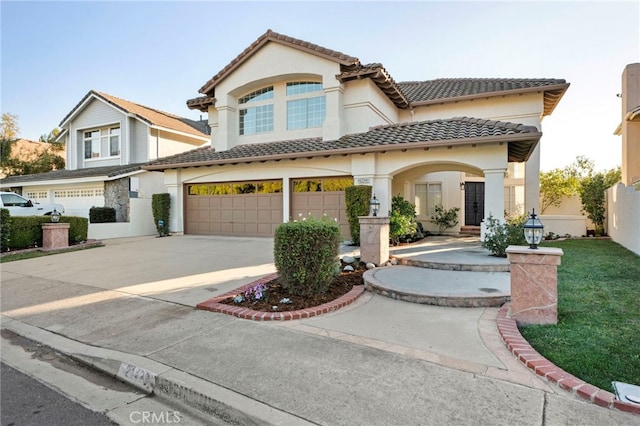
[89,207,116,223]
[345,185,372,245]
[389,195,417,244]
[1,208,11,251]
[152,193,171,236]
[274,215,341,296]
[60,216,89,243]
[6,216,88,250]
[481,214,527,257]
[430,205,460,234]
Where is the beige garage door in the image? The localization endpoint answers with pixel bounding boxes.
[290,177,352,240]
[185,181,283,237]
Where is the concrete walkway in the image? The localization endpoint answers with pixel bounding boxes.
[1,235,638,425]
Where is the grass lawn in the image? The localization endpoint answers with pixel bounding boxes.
[519,239,640,392]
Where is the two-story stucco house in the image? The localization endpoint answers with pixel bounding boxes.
[1,90,210,238]
[143,29,569,240]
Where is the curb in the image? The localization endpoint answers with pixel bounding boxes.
[496,304,640,416]
[196,273,366,320]
[0,317,313,425]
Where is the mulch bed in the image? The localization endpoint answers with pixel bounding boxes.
[219,264,365,312]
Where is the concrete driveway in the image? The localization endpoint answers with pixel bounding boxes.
[1,235,276,307]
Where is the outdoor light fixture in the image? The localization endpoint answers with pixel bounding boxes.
[523,208,544,249]
[460,182,465,190]
[370,194,380,217]
[50,209,61,223]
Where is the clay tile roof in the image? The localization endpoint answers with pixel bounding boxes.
[337,63,410,109]
[198,29,361,95]
[397,78,569,116]
[143,117,540,171]
[60,91,209,138]
[0,164,145,185]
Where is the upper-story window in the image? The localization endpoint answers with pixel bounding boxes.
[239,86,274,135]
[286,82,325,130]
[83,126,120,159]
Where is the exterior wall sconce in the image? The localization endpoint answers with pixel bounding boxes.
[523,208,544,249]
[460,182,465,190]
[370,194,380,217]
[50,209,61,223]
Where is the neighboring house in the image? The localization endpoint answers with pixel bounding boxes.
[608,63,640,255]
[0,90,210,238]
[144,29,569,240]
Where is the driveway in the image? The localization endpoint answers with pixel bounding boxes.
[1,235,276,307]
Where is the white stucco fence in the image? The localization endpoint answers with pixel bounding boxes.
[607,183,640,256]
[539,215,588,238]
[88,198,157,240]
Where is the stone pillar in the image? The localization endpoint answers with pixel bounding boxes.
[359,216,390,266]
[506,246,564,325]
[41,223,70,250]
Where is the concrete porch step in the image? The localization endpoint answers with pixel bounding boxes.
[460,226,481,236]
[363,265,510,308]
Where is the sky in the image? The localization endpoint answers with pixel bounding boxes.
[2,1,638,172]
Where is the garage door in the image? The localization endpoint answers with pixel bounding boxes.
[185,181,283,237]
[290,177,352,240]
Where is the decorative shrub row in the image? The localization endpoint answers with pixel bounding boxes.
[3,215,88,250]
[0,209,11,251]
[152,193,171,236]
[274,215,341,296]
[89,207,116,223]
[345,185,372,245]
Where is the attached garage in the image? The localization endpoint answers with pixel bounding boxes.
[185,181,283,237]
[185,177,352,239]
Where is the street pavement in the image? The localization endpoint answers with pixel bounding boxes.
[1,235,637,425]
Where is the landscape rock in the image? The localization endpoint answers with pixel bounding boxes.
[366,262,376,270]
[342,255,356,264]
[343,265,354,272]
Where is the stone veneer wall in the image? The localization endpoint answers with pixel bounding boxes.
[104,178,130,222]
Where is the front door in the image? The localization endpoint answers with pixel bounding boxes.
[464,182,484,226]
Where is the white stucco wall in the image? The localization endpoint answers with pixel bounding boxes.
[88,197,157,240]
[607,183,640,255]
[342,78,399,134]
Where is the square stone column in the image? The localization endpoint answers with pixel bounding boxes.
[359,216,390,266]
[41,223,70,250]
[506,246,563,325]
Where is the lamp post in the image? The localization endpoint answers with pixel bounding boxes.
[523,208,544,249]
[50,209,61,223]
[370,194,380,217]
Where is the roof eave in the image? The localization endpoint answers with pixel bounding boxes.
[149,124,210,142]
[143,132,540,171]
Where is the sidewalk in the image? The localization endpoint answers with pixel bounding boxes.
[1,235,638,425]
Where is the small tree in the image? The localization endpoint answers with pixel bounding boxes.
[430,205,460,234]
[539,156,593,213]
[389,195,417,245]
[578,167,621,235]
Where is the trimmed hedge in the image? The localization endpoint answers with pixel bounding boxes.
[5,216,88,250]
[274,215,341,296]
[1,208,11,251]
[152,193,171,236]
[89,207,116,223]
[345,185,372,245]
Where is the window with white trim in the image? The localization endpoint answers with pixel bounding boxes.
[286,82,325,130]
[415,183,442,218]
[239,86,274,135]
[83,126,120,159]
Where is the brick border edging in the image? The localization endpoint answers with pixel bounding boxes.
[196,273,365,321]
[496,303,640,416]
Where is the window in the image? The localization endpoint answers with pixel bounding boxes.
[84,126,120,159]
[286,82,325,130]
[239,86,274,135]
[415,183,442,218]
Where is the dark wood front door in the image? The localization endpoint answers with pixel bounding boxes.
[464,182,484,226]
